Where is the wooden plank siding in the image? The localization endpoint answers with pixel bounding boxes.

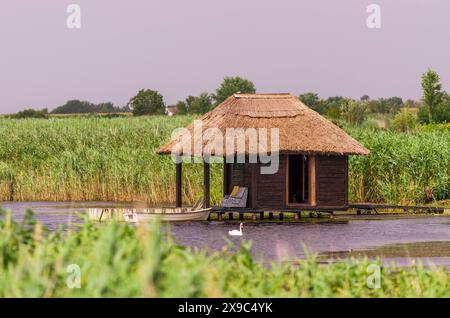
[256,155,286,209]
[228,156,287,209]
[227,154,348,210]
[316,155,348,208]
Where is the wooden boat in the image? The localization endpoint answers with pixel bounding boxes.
[122,207,211,223]
[88,206,211,222]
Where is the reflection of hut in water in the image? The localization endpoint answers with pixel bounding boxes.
[157,93,369,211]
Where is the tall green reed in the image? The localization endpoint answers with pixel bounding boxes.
[0,117,449,205]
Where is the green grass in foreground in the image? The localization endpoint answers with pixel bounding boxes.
[0,209,448,297]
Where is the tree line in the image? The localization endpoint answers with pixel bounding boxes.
[8,71,450,125]
[298,69,450,127]
[9,101,130,119]
[130,76,256,116]
[51,101,130,114]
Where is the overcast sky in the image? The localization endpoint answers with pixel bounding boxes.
[0,0,449,113]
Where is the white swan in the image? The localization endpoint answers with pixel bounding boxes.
[228,223,244,236]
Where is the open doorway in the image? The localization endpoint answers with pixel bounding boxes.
[288,155,309,204]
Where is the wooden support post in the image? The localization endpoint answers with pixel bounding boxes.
[250,164,258,208]
[223,163,230,197]
[279,212,284,220]
[204,161,210,208]
[269,212,274,220]
[239,213,244,220]
[218,212,223,221]
[252,214,257,221]
[308,156,317,206]
[176,162,182,208]
[294,212,300,220]
[259,212,264,220]
[228,212,233,220]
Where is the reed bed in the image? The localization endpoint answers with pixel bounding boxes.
[348,127,450,204]
[0,209,448,298]
[0,117,449,205]
[0,116,221,204]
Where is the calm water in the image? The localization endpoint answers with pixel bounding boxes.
[1,201,449,267]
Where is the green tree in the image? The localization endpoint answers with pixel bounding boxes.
[417,106,431,124]
[433,95,450,123]
[175,101,188,115]
[52,100,128,114]
[299,92,322,112]
[368,97,403,114]
[385,97,404,113]
[341,100,368,125]
[325,106,342,119]
[185,96,196,114]
[405,99,420,108]
[96,102,122,113]
[367,100,382,113]
[190,92,213,114]
[421,69,443,123]
[323,96,351,115]
[360,95,370,101]
[129,89,165,116]
[52,100,95,114]
[213,76,256,105]
[10,108,49,119]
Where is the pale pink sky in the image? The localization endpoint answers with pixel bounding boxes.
[0,0,449,113]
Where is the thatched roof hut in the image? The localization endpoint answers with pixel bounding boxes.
[157,93,368,156]
[158,93,369,212]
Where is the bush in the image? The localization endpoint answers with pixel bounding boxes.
[52,101,128,114]
[130,89,165,116]
[189,92,213,114]
[325,106,342,119]
[175,101,188,115]
[433,98,450,123]
[9,108,49,119]
[419,123,450,132]
[391,109,416,132]
[341,100,368,125]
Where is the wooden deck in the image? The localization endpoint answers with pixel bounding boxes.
[209,202,446,220]
[211,206,339,221]
[349,203,445,214]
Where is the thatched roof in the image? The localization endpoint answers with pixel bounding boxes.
[157,93,369,156]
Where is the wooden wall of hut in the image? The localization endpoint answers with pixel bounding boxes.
[316,155,348,208]
[227,154,348,210]
[229,157,287,209]
[256,157,286,209]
